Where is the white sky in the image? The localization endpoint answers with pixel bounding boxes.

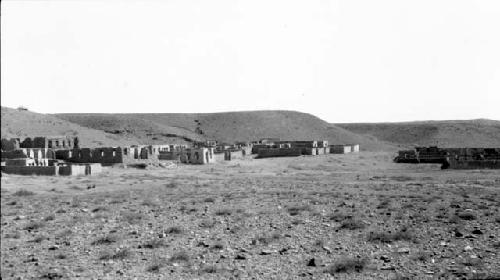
[1,0,499,123]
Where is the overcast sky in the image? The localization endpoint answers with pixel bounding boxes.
[1,0,499,123]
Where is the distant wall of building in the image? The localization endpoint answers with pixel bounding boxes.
[257,148,303,158]
[1,166,59,176]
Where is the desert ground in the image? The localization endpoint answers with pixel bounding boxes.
[1,152,499,279]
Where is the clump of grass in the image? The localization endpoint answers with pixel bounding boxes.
[325,257,368,274]
[199,219,216,228]
[55,208,66,214]
[44,214,55,221]
[91,234,119,245]
[164,226,183,235]
[23,221,44,231]
[6,201,17,206]
[13,189,35,196]
[411,251,430,262]
[91,206,108,213]
[252,232,281,245]
[201,265,217,273]
[390,176,413,182]
[203,197,215,203]
[327,211,353,222]
[339,218,366,230]
[56,229,72,239]
[141,199,158,207]
[146,260,164,273]
[99,248,131,260]
[286,204,311,216]
[367,228,414,243]
[55,253,67,260]
[4,231,21,239]
[215,208,233,216]
[165,182,178,189]
[30,234,47,243]
[376,199,391,209]
[169,251,190,263]
[141,238,165,249]
[121,211,143,224]
[211,242,224,250]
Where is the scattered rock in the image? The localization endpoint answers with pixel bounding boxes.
[464,245,473,251]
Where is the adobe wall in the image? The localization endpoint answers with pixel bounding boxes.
[447,159,500,169]
[257,148,303,158]
[330,145,352,154]
[1,166,59,176]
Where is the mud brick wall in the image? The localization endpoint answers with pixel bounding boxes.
[1,166,59,176]
[257,148,303,158]
[290,141,318,148]
[59,165,87,176]
[330,145,351,154]
[448,159,500,169]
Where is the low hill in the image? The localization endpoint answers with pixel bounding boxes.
[336,119,500,148]
[55,111,394,151]
[1,107,135,147]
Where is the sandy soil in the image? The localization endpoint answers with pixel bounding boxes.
[1,152,499,279]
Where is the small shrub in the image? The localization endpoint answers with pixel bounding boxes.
[203,197,215,203]
[91,234,119,245]
[31,234,47,243]
[252,232,281,245]
[56,229,72,239]
[141,238,165,249]
[164,226,183,235]
[44,214,55,221]
[367,228,414,243]
[121,211,143,224]
[199,219,216,228]
[165,182,178,189]
[169,251,190,263]
[6,201,17,206]
[411,251,430,262]
[99,248,131,260]
[13,189,35,196]
[91,206,108,213]
[327,211,352,222]
[4,231,21,239]
[339,218,366,230]
[55,253,67,260]
[146,261,164,273]
[286,204,311,216]
[23,221,44,231]
[201,265,217,273]
[211,242,224,250]
[326,257,368,274]
[215,208,233,216]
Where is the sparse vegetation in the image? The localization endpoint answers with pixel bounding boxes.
[286,204,311,216]
[367,228,414,243]
[326,257,368,274]
[91,234,119,245]
[99,248,131,260]
[13,189,35,196]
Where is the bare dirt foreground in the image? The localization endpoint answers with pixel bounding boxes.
[1,152,499,279]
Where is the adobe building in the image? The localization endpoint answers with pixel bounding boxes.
[179,148,215,164]
[56,146,160,166]
[330,144,352,154]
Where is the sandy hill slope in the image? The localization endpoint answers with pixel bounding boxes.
[1,107,135,147]
[56,111,394,151]
[336,119,500,148]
